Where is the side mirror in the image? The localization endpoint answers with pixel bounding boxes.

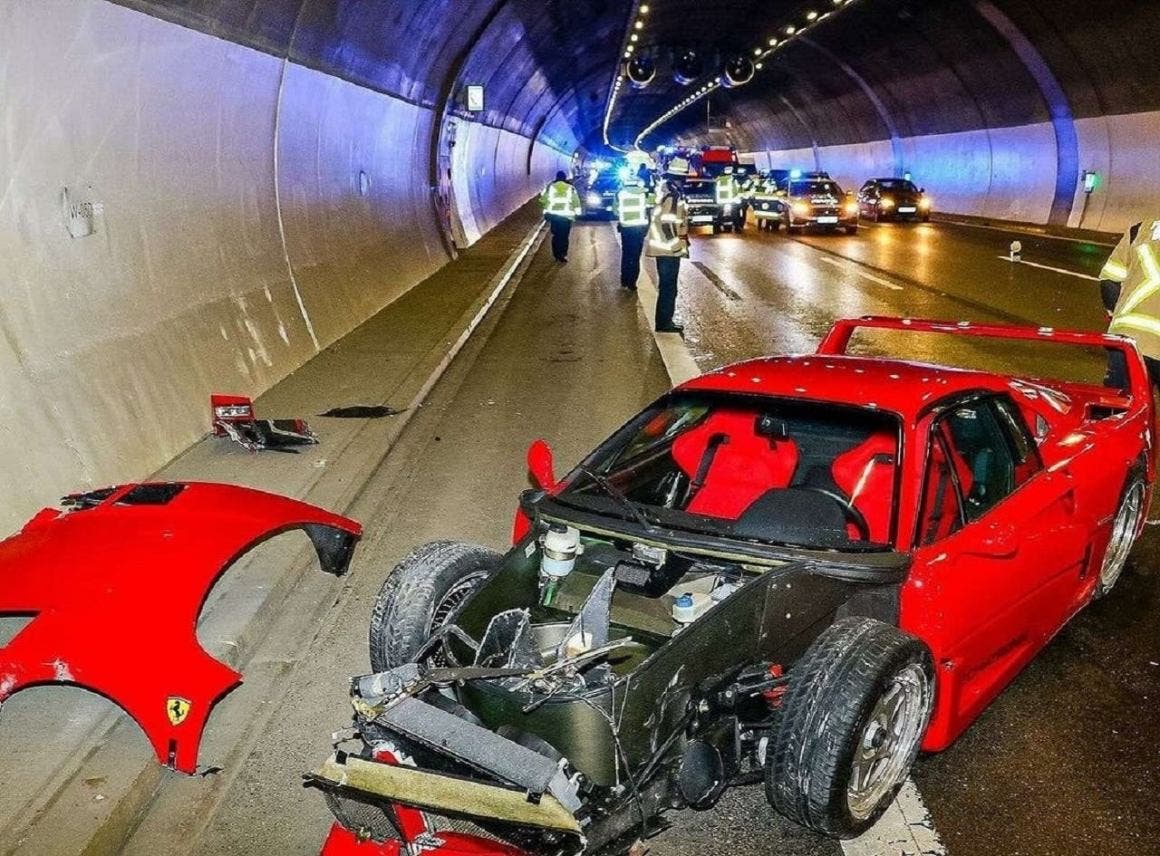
[966,521,1018,559]
[527,439,558,491]
[920,187,926,193]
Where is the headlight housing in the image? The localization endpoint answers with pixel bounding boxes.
[879,197,895,209]
[919,197,932,209]
[845,202,859,216]
[792,202,810,217]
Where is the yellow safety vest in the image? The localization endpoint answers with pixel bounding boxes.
[541,181,581,219]
[617,186,650,228]
[1105,219,1160,359]
[646,188,689,258]
[715,175,740,206]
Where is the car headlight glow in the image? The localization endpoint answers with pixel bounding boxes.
[845,202,859,215]
[587,193,602,206]
[879,197,895,209]
[919,197,932,209]
[792,202,810,217]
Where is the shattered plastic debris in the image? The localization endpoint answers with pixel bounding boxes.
[318,406,402,419]
[211,394,319,453]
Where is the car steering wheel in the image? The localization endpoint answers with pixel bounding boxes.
[800,487,871,542]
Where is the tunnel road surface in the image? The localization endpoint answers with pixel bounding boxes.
[26,215,1160,856]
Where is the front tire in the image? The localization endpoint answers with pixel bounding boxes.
[766,618,934,838]
[368,541,500,672]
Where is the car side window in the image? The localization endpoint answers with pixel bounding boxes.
[940,399,1020,522]
[991,396,1042,488]
[917,428,965,546]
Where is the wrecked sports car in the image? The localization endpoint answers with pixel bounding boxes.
[309,317,1153,855]
[0,482,360,773]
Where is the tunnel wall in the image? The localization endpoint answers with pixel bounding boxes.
[0,0,569,534]
[741,111,1160,231]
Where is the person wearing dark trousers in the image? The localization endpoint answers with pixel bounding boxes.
[645,157,691,334]
[539,171,581,262]
[616,177,650,290]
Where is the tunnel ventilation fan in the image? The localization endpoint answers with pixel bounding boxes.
[721,56,755,88]
[625,56,656,88]
[673,49,704,86]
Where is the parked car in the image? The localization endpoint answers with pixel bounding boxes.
[309,317,1152,856]
[857,178,932,222]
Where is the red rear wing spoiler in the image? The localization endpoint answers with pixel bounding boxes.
[817,316,1151,402]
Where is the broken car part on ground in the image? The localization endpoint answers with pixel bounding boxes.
[0,482,360,773]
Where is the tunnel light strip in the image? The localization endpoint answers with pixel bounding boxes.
[632,0,859,149]
[602,2,651,152]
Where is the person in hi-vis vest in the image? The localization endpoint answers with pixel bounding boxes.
[645,157,691,335]
[539,171,582,262]
[1101,218,1160,392]
[616,174,651,291]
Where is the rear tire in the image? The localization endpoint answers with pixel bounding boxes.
[368,541,500,672]
[765,618,934,838]
[1095,471,1146,597]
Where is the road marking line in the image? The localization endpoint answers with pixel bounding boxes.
[819,255,904,290]
[997,256,1097,281]
[843,779,946,856]
[634,234,943,856]
[635,269,701,384]
[691,261,743,301]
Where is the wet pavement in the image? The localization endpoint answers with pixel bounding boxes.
[14,211,1156,856]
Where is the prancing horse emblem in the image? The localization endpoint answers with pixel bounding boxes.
[167,696,191,726]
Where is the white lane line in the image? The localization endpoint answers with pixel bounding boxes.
[635,263,702,385]
[819,255,904,290]
[843,779,946,856]
[635,239,944,856]
[997,256,1098,281]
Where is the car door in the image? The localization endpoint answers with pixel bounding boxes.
[902,394,1088,747]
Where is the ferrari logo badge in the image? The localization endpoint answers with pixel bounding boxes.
[166,697,191,726]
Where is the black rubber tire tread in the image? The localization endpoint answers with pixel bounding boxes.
[368,540,501,673]
[1095,467,1146,598]
[766,617,933,838]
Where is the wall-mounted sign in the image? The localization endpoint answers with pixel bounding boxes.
[466,85,485,112]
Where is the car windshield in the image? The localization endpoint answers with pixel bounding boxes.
[554,393,901,551]
[877,179,918,192]
[791,180,840,196]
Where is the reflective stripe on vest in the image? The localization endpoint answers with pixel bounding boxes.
[617,188,649,227]
[715,176,739,205]
[546,183,577,219]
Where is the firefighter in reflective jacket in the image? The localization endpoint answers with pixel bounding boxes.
[616,176,651,291]
[752,176,783,232]
[646,157,691,335]
[1101,219,1160,390]
[539,171,582,262]
[715,170,742,232]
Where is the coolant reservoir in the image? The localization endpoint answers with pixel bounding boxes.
[672,591,712,624]
[541,525,580,578]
